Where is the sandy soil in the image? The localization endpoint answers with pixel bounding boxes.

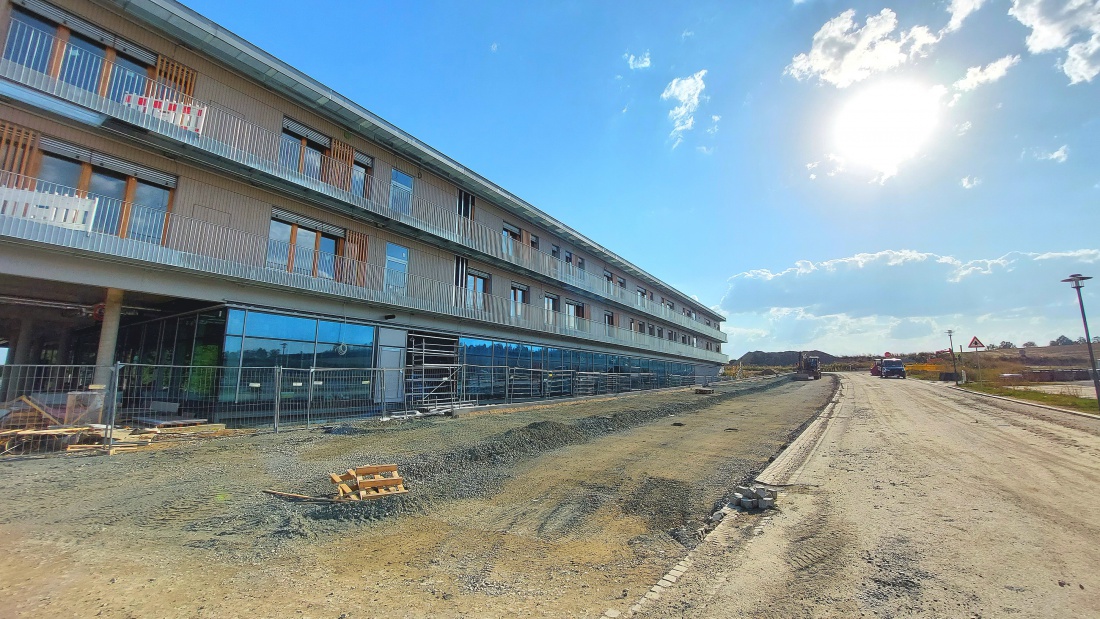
[1008,381,1098,399]
[638,373,1100,618]
[0,376,834,618]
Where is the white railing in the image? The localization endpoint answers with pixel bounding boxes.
[0,173,727,364]
[0,19,726,343]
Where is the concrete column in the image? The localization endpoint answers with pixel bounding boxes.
[56,328,73,365]
[10,318,35,365]
[92,288,124,384]
[4,318,35,401]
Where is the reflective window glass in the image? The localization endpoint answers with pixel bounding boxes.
[37,153,83,190]
[226,309,245,336]
[390,169,413,213]
[241,337,314,368]
[59,32,105,92]
[128,180,170,244]
[267,220,292,270]
[4,10,55,74]
[89,168,127,235]
[242,311,317,341]
[317,321,375,346]
[221,335,242,367]
[106,53,148,103]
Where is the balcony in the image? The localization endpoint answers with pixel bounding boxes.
[0,173,728,364]
[0,20,726,343]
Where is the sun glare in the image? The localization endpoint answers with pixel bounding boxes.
[834,81,941,180]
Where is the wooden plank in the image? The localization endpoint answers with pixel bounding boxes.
[353,464,399,476]
[17,396,62,426]
[263,490,344,504]
[354,477,406,491]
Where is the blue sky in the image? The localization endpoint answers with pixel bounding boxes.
[179,0,1099,357]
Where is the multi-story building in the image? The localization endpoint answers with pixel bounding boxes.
[0,0,727,420]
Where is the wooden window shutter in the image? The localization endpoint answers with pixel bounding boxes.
[150,56,197,100]
[340,230,370,287]
[0,121,39,186]
[324,139,355,191]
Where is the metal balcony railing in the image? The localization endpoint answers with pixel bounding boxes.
[0,173,728,364]
[0,20,726,343]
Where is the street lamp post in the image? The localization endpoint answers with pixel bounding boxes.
[946,329,959,385]
[1061,274,1100,413]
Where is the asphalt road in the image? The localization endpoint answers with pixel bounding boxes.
[638,373,1100,618]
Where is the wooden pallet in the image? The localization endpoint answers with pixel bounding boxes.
[328,464,408,501]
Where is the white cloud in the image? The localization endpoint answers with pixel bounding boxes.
[1039,144,1069,162]
[707,114,721,134]
[720,249,1100,356]
[1009,0,1100,83]
[697,146,714,155]
[624,51,651,70]
[490,42,498,53]
[660,70,708,147]
[953,54,1021,91]
[785,9,941,88]
[945,0,988,33]
[682,30,695,39]
[956,121,972,135]
[961,176,982,189]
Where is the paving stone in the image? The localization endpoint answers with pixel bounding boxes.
[658,579,673,587]
[651,584,665,593]
[760,497,776,509]
[663,573,678,583]
[604,610,621,618]
[645,591,661,600]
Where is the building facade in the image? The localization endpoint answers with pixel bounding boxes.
[0,0,727,419]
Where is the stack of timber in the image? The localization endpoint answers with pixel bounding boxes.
[263,465,409,504]
[329,464,409,501]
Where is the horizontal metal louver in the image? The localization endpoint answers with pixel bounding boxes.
[353,152,373,168]
[271,207,345,238]
[39,136,177,187]
[282,118,331,148]
[511,282,530,292]
[15,0,157,65]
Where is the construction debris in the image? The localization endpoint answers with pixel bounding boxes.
[264,464,410,505]
[733,484,777,511]
[330,464,408,501]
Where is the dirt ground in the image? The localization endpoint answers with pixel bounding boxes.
[0,376,833,618]
[638,373,1100,618]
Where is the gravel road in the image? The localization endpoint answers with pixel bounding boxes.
[0,376,834,618]
[638,373,1100,618]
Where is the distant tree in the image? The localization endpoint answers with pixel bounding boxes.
[998,341,1015,349]
[1022,341,1037,348]
[986,343,998,350]
[1094,336,1100,345]
[1052,335,1074,346]
[1077,336,1088,345]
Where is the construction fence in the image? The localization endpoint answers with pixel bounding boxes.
[1,363,718,449]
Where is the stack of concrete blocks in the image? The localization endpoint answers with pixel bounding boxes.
[733,485,777,510]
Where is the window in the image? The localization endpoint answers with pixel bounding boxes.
[604,270,613,283]
[638,321,645,333]
[576,257,585,271]
[648,324,655,336]
[465,269,490,311]
[657,327,663,339]
[278,127,326,182]
[502,222,520,255]
[564,251,573,265]
[266,219,340,278]
[604,312,615,336]
[36,151,173,242]
[628,318,635,332]
[390,169,414,214]
[564,300,583,330]
[530,235,539,250]
[617,277,626,288]
[384,242,409,295]
[544,294,560,324]
[510,283,529,318]
[457,190,474,219]
[637,287,647,306]
[551,244,560,259]
[351,159,372,199]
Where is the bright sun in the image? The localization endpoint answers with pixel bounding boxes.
[834,81,941,180]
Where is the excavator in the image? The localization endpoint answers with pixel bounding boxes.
[794,352,822,381]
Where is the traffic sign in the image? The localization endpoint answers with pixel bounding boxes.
[968,336,984,349]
